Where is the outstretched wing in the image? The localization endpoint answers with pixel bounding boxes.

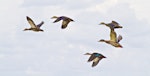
[26,16,37,28]
[92,57,102,67]
[92,56,104,67]
[112,21,123,28]
[112,21,119,25]
[53,17,62,23]
[62,20,70,29]
[110,29,117,42]
[88,54,96,62]
[37,21,44,28]
[117,35,123,42]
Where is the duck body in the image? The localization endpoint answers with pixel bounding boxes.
[99,39,123,48]
[84,52,106,67]
[100,21,123,29]
[51,16,74,29]
[24,28,43,32]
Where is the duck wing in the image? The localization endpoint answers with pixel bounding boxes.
[92,57,102,67]
[88,54,96,62]
[117,35,123,42]
[110,29,117,42]
[61,20,70,29]
[112,21,122,28]
[92,56,104,67]
[26,16,37,28]
[37,21,44,28]
[112,21,119,25]
[53,17,62,23]
[106,22,115,29]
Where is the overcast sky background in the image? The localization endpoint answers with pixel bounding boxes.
[0,0,150,76]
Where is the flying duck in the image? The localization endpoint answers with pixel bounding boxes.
[84,52,106,67]
[98,28,123,48]
[100,21,123,29]
[24,16,44,32]
[51,16,74,29]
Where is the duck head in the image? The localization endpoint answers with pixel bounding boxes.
[99,22,106,25]
[98,39,105,42]
[23,28,31,31]
[84,53,91,55]
[51,16,58,19]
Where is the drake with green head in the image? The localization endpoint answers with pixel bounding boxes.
[51,16,74,29]
[84,52,106,67]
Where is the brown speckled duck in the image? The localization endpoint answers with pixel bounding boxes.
[84,52,106,67]
[24,16,44,32]
[100,21,123,29]
[51,16,74,29]
[98,28,123,48]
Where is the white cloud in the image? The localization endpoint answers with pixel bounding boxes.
[87,0,118,13]
[119,0,150,22]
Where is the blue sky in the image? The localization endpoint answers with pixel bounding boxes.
[0,0,150,76]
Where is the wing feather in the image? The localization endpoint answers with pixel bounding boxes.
[53,17,62,23]
[112,21,119,25]
[88,54,96,62]
[26,16,37,28]
[37,21,44,28]
[117,35,123,42]
[62,20,70,29]
[112,21,123,28]
[92,57,102,67]
[110,29,117,42]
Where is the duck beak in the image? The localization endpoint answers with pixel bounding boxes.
[99,22,104,25]
[23,29,27,31]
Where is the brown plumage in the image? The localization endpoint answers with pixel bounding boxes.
[51,16,74,29]
[100,20,123,29]
[24,16,44,32]
[98,29,123,48]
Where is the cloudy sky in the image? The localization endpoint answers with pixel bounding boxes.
[0,0,150,76]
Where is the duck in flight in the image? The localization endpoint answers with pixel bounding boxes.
[100,21,123,29]
[24,16,44,32]
[98,28,123,48]
[51,16,74,29]
[84,52,106,67]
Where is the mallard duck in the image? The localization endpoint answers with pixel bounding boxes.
[100,21,123,29]
[51,16,74,29]
[98,29,123,48]
[84,52,106,67]
[24,16,44,32]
